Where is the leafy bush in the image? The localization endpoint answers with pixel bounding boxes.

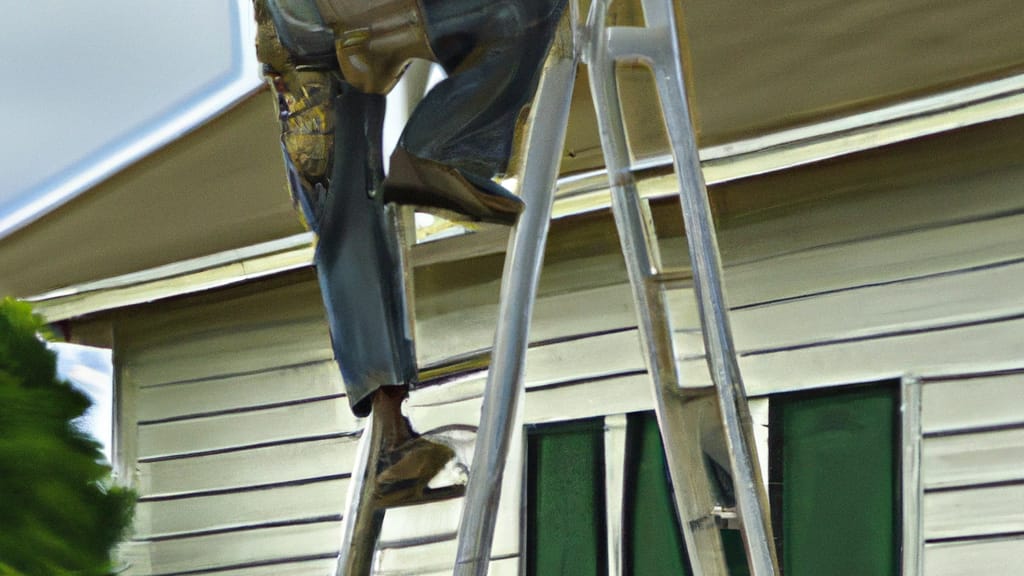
[0,298,134,575]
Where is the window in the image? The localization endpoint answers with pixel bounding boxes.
[769,383,899,576]
[526,418,607,575]
[525,413,749,575]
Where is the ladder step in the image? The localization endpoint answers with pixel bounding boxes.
[649,268,692,287]
[712,505,740,530]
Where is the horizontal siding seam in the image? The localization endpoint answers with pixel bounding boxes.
[734,254,1024,312]
[133,515,342,543]
[726,204,1024,271]
[738,309,1024,357]
[410,368,648,408]
[138,358,337,390]
[138,473,350,502]
[922,420,1024,440]
[137,393,347,425]
[137,431,360,463]
[918,366,1024,383]
[147,552,339,576]
[925,530,1024,546]
[415,325,642,380]
[378,531,458,550]
[924,477,1024,495]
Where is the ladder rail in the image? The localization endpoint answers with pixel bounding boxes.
[335,205,413,576]
[639,3,779,572]
[335,411,386,576]
[452,8,579,574]
[334,0,780,572]
[587,0,780,574]
[583,2,731,575]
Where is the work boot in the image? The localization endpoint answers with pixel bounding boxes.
[375,435,456,507]
[384,147,525,226]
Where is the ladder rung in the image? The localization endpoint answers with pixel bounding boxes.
[712,505,740,530]
[650,268,692,286]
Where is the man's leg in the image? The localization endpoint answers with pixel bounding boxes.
[383,0,568,224]
[313,85,412,418]
[257,1,453,490]
[315,83,455,499]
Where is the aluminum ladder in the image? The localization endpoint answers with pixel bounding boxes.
[581,0,780,573]
[335,0,780,573]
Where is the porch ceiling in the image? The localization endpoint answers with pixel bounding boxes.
[0,94,304,298]
[2,0,1022,299]
[561,0,1024,172]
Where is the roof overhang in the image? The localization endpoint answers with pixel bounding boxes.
[4,0,1024,301]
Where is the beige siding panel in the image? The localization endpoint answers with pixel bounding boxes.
[378,499,461,548]
[924,536,1024,576]
[137,398,360,459]
[375,539,457,575]
[417,210,1024,371]
[137,360,343,422]
[118,274,333,387]
[522,329,646,389]
[135,478,349,539]
[410,372,653,431]
[417,282,636,367]
[411,556,519,576]
[486,556,521,576]
[375,544,519,575]
[139,521,341,574]
[411,328,647,409]
[376,547,517,576]
[923,483,1024,540]
[527,373,654,424]
[715,152,1024,269]
[724,210,1024,310]
[729,259,1024,354]
[922,374,1024,435]
[408,376,487,414]
[138,436,359,497]
[116,542,152,576]
[125,316,333,388]
[923,427,1024,490]
[376,498,460,545]
[724,316,1024,397]
[191,557,338,576]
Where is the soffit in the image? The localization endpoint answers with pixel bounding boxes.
[5,0,1024,297]
[560,0,1024,172]
[0,93,305,298]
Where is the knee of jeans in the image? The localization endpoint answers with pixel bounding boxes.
[483,1,532,43]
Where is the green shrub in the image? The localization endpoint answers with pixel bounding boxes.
[0,298,134,575]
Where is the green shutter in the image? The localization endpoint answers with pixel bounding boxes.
[626,412,690,575]
[771,384,898,576]
[527,419,607,576]
[627,412,750,576]
[527,414,749,576]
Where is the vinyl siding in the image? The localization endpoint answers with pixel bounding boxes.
[111,117,1024,574]
[919,370,1024,576]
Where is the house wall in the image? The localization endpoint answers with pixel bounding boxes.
[112,116,1024,574]
[916,368,1024,576]
[112,273,351,575]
